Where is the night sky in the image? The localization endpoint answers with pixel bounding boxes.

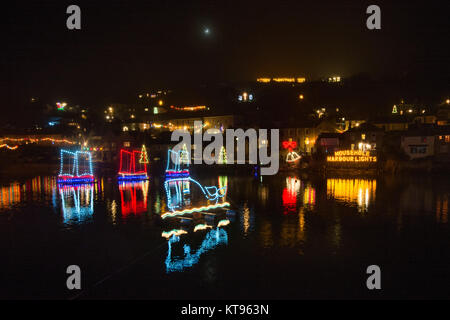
[2,0,449,110]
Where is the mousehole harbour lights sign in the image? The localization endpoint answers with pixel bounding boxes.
[327,150,377,163]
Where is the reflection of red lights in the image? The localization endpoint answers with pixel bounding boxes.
[282,177,300,214]
[119,182,148,216]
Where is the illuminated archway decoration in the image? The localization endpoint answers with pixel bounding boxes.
[282,139,301,163]
[58,150,94,183]
[118,149,148,181]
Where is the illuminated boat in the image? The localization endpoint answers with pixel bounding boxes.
[118,147,148,181]
[58,149,94,184]
[161,175,229,220]
[165,146,189,178]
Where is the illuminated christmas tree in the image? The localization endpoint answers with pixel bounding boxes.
[139,144,149,164]
[392,105,398,114]
[218,146,227,164]
[180,144,190,164]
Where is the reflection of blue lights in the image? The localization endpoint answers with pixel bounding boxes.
[165,228,228,273]
[59,185,94,224]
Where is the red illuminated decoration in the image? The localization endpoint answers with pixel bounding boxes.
[118,148,148,180]
[282,139,301,163]
[282,140,297,150]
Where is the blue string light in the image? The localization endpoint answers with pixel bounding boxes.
[58,149,94,183]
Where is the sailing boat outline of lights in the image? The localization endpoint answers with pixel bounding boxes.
[163,177,227,213]
[118,148,148,181]
[282,139,301,163]
[165,148,189,177]
[58,149,94,183]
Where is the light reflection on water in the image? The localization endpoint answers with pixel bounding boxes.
[118,180,149,216]
[59,184,94,224]
[165,228,228,273]
[0,174,450,280]
[326,178,376,212]
[282,176,316,214]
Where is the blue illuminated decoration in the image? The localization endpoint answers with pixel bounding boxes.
[165,228,228,273]
[164,177,227,212]
[117,174,148,182]
[58,149,94,183]
[165,147,190,177]
[59,184,94,224]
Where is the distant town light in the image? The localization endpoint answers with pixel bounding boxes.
[158,100,163,106]
[273,78,295,83]
[446,99,450,104]
[299,94,304,100]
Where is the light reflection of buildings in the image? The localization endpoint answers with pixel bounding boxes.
[0,177,58,209]
[259,220,274,248]
[119,180,149,216]
[436,194,449,224]
[240,202,254,237]
[59,184,94,224]
[303,184,316,208]
[218,176,228,201]
[327,178,376,212]
[0,183,21,209]
[165,228,228,273]
[282,177,316,214]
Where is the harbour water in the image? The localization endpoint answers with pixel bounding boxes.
[0,171,449,299]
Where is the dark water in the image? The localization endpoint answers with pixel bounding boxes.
[0,171,449,299]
